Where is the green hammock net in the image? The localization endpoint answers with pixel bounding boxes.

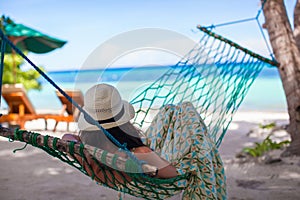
[131,26,277,147]
[0,26,277,199]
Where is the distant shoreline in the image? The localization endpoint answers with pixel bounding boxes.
[46,65,173,73]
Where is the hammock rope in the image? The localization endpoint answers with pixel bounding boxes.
[204,0,275,60]
[0,25,277,199]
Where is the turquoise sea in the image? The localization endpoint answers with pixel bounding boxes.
[1,65,287,112]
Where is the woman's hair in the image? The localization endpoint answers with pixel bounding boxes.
[79,122,145,151]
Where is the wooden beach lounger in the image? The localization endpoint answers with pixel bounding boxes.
[44,89,84,131]
[0,84,83,131]
[0,84,43,129]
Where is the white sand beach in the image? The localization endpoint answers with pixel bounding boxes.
[219,111,300,200]
[1,110,300,200]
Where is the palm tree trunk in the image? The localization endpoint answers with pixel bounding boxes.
[262,0,300,156]
[293,0,300,49]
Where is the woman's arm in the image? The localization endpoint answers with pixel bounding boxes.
[132,146,178,179]
[62,134,177,179]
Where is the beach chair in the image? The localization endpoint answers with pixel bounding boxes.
[0,84,81,131]
[45,89,84,131]
[56,89,84,119]
[0,84,41,128]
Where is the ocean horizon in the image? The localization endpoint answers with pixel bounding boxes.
[1,65,287,113]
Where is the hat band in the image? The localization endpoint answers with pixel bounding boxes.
[97,105,125,124]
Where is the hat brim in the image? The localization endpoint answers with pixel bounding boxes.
[77,100,135,130]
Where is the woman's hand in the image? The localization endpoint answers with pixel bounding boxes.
[62,133,80,142]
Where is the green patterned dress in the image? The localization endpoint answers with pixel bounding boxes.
[144,102,226,199]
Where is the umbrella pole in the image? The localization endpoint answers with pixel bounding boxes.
[0,30,7,112]
[8,37,26,84]
[12,51,16,84]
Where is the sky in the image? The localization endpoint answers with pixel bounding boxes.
[1,0,296,71]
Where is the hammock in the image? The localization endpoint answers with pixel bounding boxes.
[0,26,277,200]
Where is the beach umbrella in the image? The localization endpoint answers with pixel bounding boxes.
[0,16,67,82]
[0,16,66,54]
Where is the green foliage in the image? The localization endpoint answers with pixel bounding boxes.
[243,135,290,157]
[2,53,43,91]
[258,122,276,129]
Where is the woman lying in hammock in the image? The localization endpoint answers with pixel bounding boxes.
[62,83,178,180]
[63,83,226,199]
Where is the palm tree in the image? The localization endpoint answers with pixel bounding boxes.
[262,0,300,156]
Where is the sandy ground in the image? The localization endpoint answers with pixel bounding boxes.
[1,111,300,200]
[219,112,300,200]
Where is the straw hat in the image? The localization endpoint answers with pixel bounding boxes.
[77,83,135,130]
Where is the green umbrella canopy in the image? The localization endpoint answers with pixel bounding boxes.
[0,16,67,85]
[0,16,67,53]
